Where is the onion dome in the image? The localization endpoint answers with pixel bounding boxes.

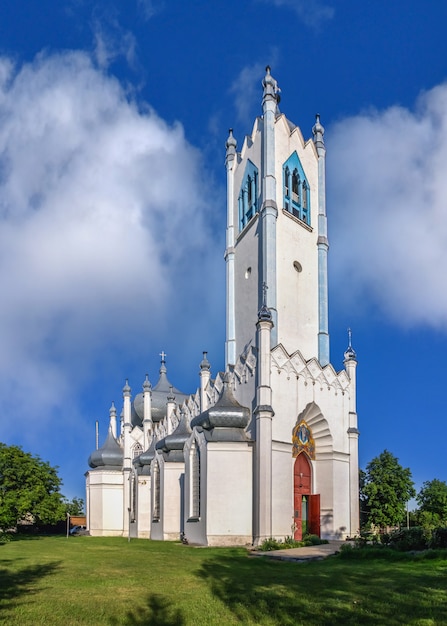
[191,375,250,441]
[132,355,189,425]
[88,426,123,469]
[156,410,192,462]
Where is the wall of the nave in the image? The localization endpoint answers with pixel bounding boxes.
[87,470,124,536]
[268,358,354,539]
[137,476,151,539]
[205,442,253,546]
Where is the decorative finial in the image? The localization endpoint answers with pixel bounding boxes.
[226,128,237,150]
[109,402,117,417]
[143,373,151,392]
[262,66,281,103]
[258,282,272,322]
[200,351,211,371]
[159,351,167,374]
[167,385,175,402]
[312,113,325,151]
[344,327,357,361]
[123,379,131,396]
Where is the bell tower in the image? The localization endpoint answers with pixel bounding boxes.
[225,67,330,367]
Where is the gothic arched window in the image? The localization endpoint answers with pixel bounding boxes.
[282,153,310,225]
[239,161,259,230]
[132,442,142,460]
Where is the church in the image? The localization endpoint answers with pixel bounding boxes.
[86,67,360,545]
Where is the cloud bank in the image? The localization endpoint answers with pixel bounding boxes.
[0,51,221,443]
[328,83,447,330]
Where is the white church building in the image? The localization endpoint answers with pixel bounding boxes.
[86,67,360,545]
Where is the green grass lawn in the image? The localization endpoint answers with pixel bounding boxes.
[0,536,446,625]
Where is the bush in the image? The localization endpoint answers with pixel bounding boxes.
[389,527,429,551]
[257,534,328,551]
[430,527,447,549]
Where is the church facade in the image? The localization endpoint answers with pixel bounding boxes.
[86,67,360,545]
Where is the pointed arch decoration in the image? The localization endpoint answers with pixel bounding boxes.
[292,420,315,459]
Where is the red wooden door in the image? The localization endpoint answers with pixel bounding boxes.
[293,453,311,540]
[309,494,321,537]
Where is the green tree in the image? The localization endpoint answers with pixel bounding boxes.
[0,443,66,530]
[63,496,85,516]
[362,450,415,530]
[416,479,447,526]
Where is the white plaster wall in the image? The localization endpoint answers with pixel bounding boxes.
[183,432,208,546]
[162,463,184,540]
[87,470,124,536]
[206,442,253,545]
[234,218,260,359]
[137,476,151,539]
[267,355,355,540]
[274,115,320,359]
[271,445,294,537]
[275,215,319,358]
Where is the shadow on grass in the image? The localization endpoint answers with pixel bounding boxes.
[111,594,185,626]
[196,551,447,625]
[0,559,61,617]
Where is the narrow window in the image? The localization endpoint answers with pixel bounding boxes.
[153,461,160,521]
[284,167,290,197]
[191,443,201,518]
[130,471,137,522]
[247,175,252,206]
[292,169,300,205]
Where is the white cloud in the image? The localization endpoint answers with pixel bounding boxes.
[229,56,280,126]
[136,0,162,21]
[92,17,138,70]
[0,50,221,443]
[328,83,447,331]
[261,0,334,29]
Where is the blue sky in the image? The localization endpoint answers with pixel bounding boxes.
[1,0,446,505]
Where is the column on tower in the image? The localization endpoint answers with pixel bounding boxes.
[260,67,279,346]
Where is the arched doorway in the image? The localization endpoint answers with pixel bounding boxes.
[293,453,320,540]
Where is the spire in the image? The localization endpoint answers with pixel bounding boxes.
[109,401,117,438]
[344,327,357,361]
[312,113,325,154]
